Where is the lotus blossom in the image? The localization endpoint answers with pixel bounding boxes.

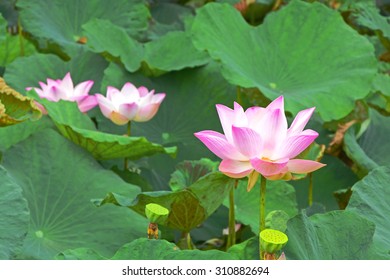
[194,96,325,186]
[96,83,166,125]
[26,72,97,113]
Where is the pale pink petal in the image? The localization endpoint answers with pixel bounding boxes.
[59,72,74,96]
[33,101,48,115]
[77,95,98,113]
[134,103,159,122]
[73,80,94,98]
[138,86,150,97]
[219,159,253,178]
[121,82,139,99]
[151,93,166,104]
[216,102,247,143]
[233,102,248,127]
[216,104,235,143]
[118,102,138,120]
[231,126,263,158]
[194,130,246,160]
[265,95,284,112]
[276,129,318,159]
[107,86,120,100]
[96,94,115,119]
[245,106,266,132]
[47,86,62,101]
[250,157,289,177]
[287,159,326,174]
[288,107,315,136]
[139,90,154,106]
[259,108,287,157]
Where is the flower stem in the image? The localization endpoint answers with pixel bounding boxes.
[185,232,193,250]
[308,173,313,206]
[227,179,238,249]
[124,121,131,170]
[259,174,267,260]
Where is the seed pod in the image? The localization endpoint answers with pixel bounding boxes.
[145,203,169,224]
[260,229,288,254]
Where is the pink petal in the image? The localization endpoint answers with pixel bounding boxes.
[96,94,115,119]
[77,95,98,113]
[138,86,150,97]
[219,159,253,178]
[59,72,74,95]
[121,82,139,99]
[194,130,246,160]
[266,96,284,112]
[245,106,266,132]
[231,126,263,158]
[259,108,287,157]
[276,129,318,159]
[287,159,326,174]
[216,103,247,143]
[288,107,315,136]
[73,80,94,98]
[118,102,138,120]
[151,93,166,104]
[107,86,120,100]
[216,104,235,143]
[134,103,159,122]
[250,157,289,177]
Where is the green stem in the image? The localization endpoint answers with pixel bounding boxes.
[124,121,131,170]
[18,17,25,56]
[259,175,267,260]
[227,179,238,249]
[236,86,242,105]
[308,173,313,206]
[186,232,193,250]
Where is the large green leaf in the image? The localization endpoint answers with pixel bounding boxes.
[169,158,218,191]
[30,98,177,161]
[143,31,209,74]
[344,110,390,177]
[0,77,41,126]
[0,117,53,151]
[97,172,234,232]
[2,129,147,259]
[82,18,144,72]
[191,1,377,121]
[284,211,377,259]
[224,179,298,234]
[4,51,108,95]
[57,238,236,260]
[0,166,29,259]
[83,19,209,74]
[353,2,390,40]
[347,166,390,259]
[17,0,149,55]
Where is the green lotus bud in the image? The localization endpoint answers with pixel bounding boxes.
[260,229,288,254]
[265,210,289,232]
[145,203,169,224]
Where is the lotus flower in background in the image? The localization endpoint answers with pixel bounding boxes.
[26,72,97,113]
[194,96,325,188]
[96,83,166,125]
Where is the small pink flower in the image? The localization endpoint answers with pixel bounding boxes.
[26,72,97,113]
[194,96,325,188]
[96,83,166,125]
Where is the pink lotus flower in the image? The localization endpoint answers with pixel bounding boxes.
[96,83,166,125]
[194,96,325,187]
[26,72,97,113]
